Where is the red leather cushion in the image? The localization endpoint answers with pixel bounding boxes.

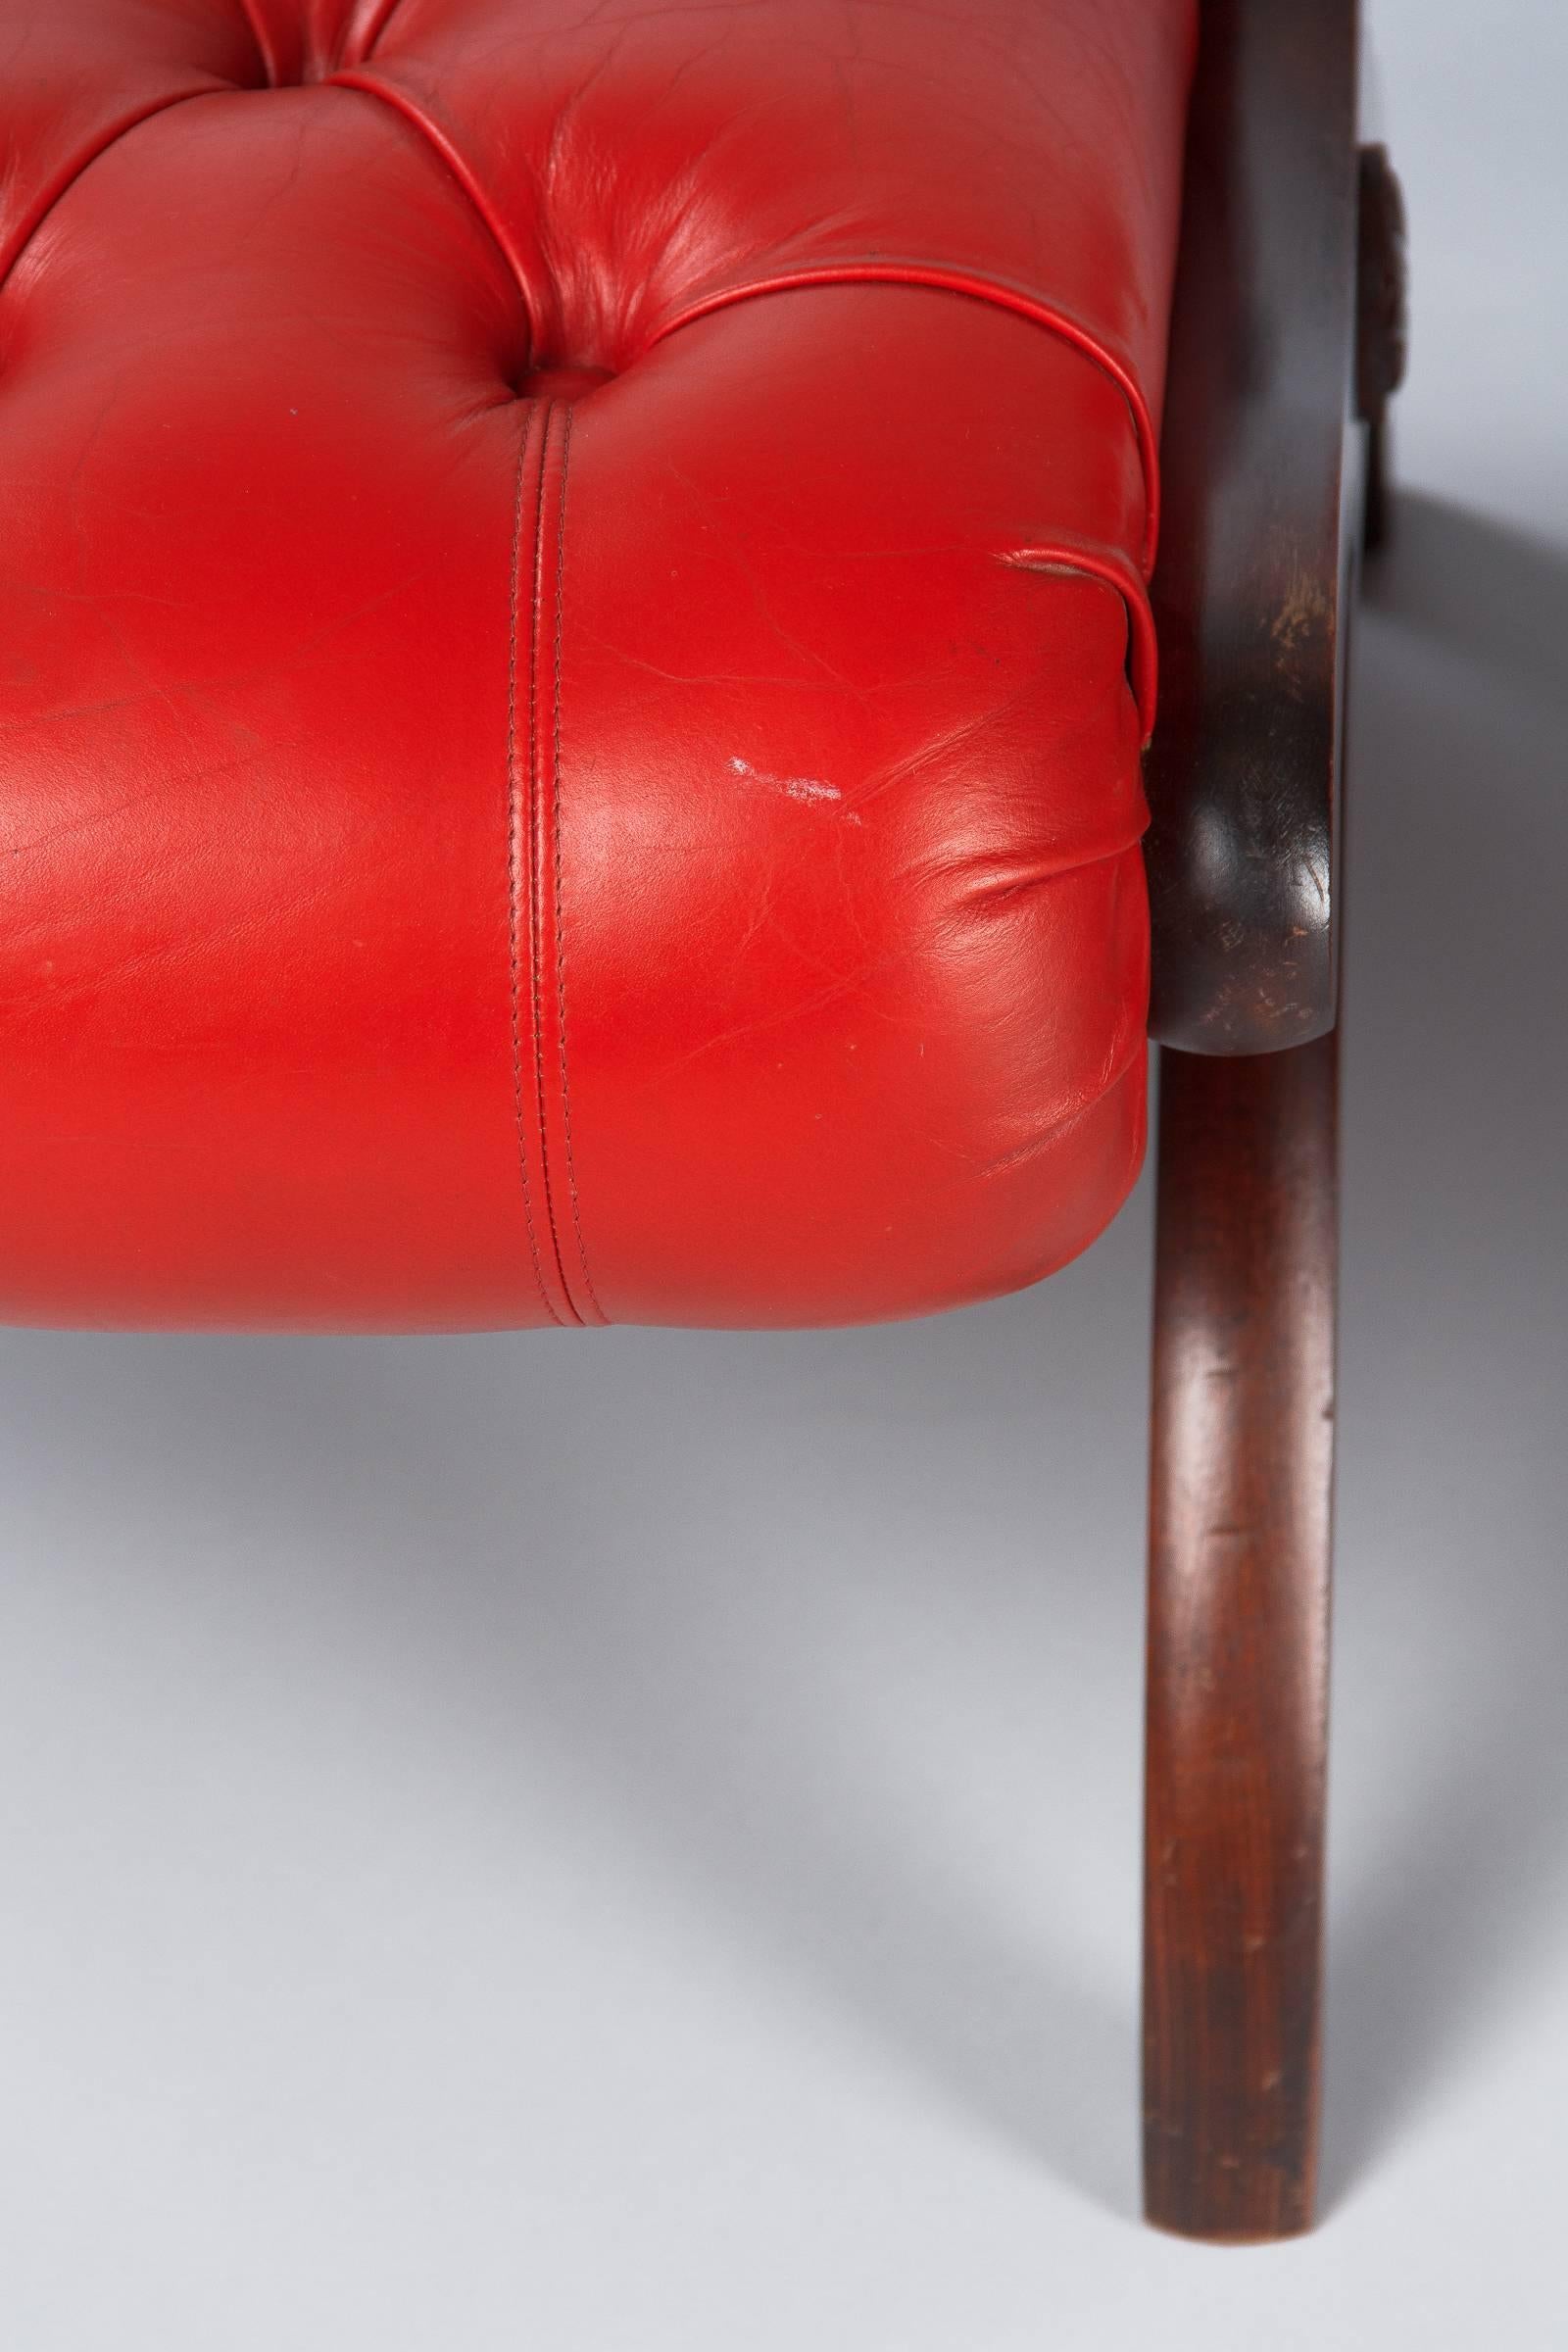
[0,0,1195,1330]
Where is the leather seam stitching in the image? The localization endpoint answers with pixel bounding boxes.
[551,404,608,1324]
[507,401,562,1327]
[527,402,582,1324]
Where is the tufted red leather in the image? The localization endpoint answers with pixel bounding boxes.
[0,0,1195,1330]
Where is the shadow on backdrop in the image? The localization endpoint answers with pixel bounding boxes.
[2,1200,1153,2215]
[1321,491,1568,2206]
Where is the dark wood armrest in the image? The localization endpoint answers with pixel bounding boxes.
[1145,0,1391,1054]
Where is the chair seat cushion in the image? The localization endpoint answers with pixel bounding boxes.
[0,0,1196,1329]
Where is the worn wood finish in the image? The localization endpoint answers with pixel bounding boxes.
[1143,1033,1339,2240]
[1144,0,1363,1054]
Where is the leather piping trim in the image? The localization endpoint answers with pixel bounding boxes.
[999,540,1158,744]
[650,266,1161,575]
[0,84,224,295]
[327,71,534,338]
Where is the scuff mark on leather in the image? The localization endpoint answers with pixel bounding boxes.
[728,754,862,823]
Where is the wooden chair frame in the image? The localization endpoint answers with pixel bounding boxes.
[1138,0,1404,2238]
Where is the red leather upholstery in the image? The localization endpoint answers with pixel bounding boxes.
[0,0,1195,1330]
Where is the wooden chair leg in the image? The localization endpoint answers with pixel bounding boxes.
[1142,1032,1339,2241]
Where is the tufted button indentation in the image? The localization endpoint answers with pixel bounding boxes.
[513,364,614,402]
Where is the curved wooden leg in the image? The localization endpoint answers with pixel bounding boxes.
[1142,1033,1339,2241]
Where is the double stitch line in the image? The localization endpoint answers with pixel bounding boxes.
[507,398,563,1325]
[544,406,607,1325]
[517,400,605,1327]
